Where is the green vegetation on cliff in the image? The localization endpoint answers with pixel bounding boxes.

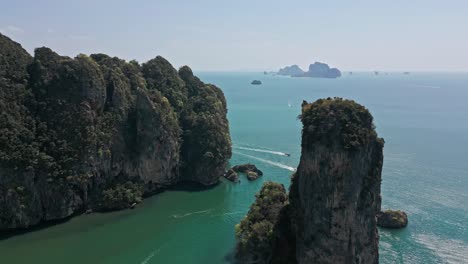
[99,181,143,211]
[0,34,34,169]
[0,33,231,231]
[178,66,232,185]
[142,56,187,114]
[300,97,382,150]
[235,182,288,263]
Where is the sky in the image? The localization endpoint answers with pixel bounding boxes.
[1,0,467,71]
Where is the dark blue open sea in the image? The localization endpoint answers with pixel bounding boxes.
[0,72,467,263]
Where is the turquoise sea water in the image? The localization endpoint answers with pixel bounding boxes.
[0,72,467,263]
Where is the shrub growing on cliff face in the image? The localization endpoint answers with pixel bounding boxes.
[99,181,143,211]
[235,182,288,263]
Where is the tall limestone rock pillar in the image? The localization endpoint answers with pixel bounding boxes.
[234,98,384,264]
[289,98,384,264]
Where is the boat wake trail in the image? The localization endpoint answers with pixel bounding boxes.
[407,84,441,89]
[140,247,161,264]
[210,211,244,218]
[171,209,212,219]
[234,152,296,172]
[233,146,290,157]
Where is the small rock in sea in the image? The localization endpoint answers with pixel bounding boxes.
[231,164,263,176]
[230,163,263,181]
[251,80,262,85]
[246,171,260,181]
[377,210,408,228]
[224,169,239,182]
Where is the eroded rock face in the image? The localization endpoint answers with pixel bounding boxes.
[289,98,384,264]
[0,33,231,231]
[235,98,384,264]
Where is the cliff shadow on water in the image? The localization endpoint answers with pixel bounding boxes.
[0,33,232,233]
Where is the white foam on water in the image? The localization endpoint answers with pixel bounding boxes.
[140,248,161,264]
[234,152,296,172]
[415,234,468,264]
[233,146,290,157]
[221,211,243,216]
[171,209,212,219]
[210,211,244,218]
[407,84,441,89]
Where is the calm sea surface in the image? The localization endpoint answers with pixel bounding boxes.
[1,72,467,263]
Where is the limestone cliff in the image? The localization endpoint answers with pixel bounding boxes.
[0,33,231,230]
[235,98,384,264]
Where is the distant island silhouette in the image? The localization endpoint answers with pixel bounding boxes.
[277,62,341,78]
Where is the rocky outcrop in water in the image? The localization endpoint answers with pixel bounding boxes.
[377,210,408,229]
[231,164,263,181]
[246,171,261,181]
[224,169,239,183]
[235,97,384,264]
[277,65,305,77]
[0,33,231,231]
[231,164,263,175]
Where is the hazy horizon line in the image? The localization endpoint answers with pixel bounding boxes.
[194,69,468,73]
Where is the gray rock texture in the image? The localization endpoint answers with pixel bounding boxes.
[235,98,384,264]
